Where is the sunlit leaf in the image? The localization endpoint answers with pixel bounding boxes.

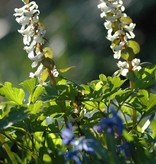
[150,120,156,138]
[40,69,49,83]
[127,65,156,89]
[120,16,132,24]
[107,76,126,89]
[95,81,103,91]
[122,130,134,141]
[43,47,54,59]
[31,86,44,103]
[146,93,156,112]
[27,101,43,114]
[128,40,140,55]
[22,0,29,3]
[99,74,107,82]
[0,82,24,105]
[20,78,37,94]
[59,66,76,73]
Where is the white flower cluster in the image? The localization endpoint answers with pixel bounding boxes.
[14,1,59,81]
[98,0,141,76]
[98,0,136,59]
[116,58,141,76]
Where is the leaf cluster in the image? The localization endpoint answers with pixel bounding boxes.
[0,65,156,163]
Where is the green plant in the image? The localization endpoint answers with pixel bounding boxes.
[0,0,156,163]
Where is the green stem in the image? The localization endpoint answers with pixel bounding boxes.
[48,69,56,85]
[128,60,137,129]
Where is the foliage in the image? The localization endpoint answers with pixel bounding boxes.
[0,0,156,164]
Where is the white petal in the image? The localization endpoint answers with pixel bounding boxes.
[113,50,121,59]
[121,68,129,76]
[132,58,141,66]
[104,21,112,30]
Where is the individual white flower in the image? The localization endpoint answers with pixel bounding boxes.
[124,23,136,32]
[18,25,34,45]
[34,33,45,45]
[14,2,39,18]
[132,58,142,71]
[28,51,43,68]
[113,50,121,59]
[22,35,31,45]
[15,15,30,26]
[51,68,59,77]
[107,29,119,42]
[29,63,44,78]
[24,40,36,53]
[104,21,112,30]
[126,31,135,39]
[18,24,34,35]
[117,61,129,76]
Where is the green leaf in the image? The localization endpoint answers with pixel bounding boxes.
[112,21,119,32]
[27,101,43,114]
[40,69,49,83]
[20,78,39,103]
[131,90,156,115]
[150,120,156,138]
[127,65,156,89]
[121,47,134,60]
[20,78,37,94]
[120,16,132,24]
[107,76,126,89]
[128,40,140,55]
[22,0,29,3]
[59,66,76,73]
[0,107,28,130]
[99,74,107,82]
[0,82,24,105]
[31,86,44,103]
[95,81,103,91]
[43,47,54,59]
[122,130,134,141]
[144,93,156,115]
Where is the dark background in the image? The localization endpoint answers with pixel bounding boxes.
[0,0,156,85]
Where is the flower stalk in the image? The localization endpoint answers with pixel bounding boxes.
[97,0,141,128]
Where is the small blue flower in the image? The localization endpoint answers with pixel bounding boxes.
[73,137,95,153]
[93,110,124,136]
[65,149,81,164]
[61,124,96,164]
[61,123,74,145]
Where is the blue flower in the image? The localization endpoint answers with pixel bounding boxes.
[65,137,95,164]
[93,110,124,136]
[61,123,74,145]
[61,124,96,164]
[73,137,95,153]
[65,149,81,164]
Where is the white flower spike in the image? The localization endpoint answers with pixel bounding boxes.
[14,1,59,83]
[97,0,136,60]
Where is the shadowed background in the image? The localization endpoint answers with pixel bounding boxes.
[0,0,156,85]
